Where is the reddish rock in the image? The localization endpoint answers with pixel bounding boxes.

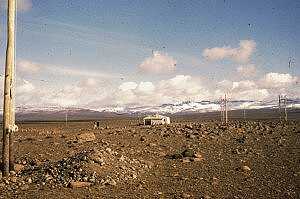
[69,181,91,188]
[14,164,25,173]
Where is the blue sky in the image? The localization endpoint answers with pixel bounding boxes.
[0,0,299,108]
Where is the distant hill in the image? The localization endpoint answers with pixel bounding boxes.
[0,99,298,121]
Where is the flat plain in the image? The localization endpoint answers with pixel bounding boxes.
[0,110,299,199]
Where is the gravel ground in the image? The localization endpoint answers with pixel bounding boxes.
[0,116,299,199]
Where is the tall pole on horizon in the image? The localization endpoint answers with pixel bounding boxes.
[2,0,17,176]
[225,94,228,124]
[65,109,68,127]
[278,95,281,121]
[284,96,288,122]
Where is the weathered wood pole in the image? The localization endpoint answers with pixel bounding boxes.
[284,96,287,122]
[225,94,228,124]
[2,0,16,176]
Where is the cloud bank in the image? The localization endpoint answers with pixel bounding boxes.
[10,71,298,109]
[139,51,177,74]
[203,40,256,63]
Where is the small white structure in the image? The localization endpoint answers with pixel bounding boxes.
[143,114,170,125]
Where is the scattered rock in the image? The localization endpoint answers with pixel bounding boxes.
[77,132,96,143]
[14,164,25,173]
[182,193,192,198]
[182,149,195,158]
[242,165,251,172]
[185,124,193,130]
[104,179,117,186]
[181,158,191,163]
[69,181,91,188]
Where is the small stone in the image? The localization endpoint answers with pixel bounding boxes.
[212,177,219,186]
[119,155,125,162]
[20,184,29,191]
[182,193,191,198]
[10,177,17,183]
[77,132,96,143]
[93,157,105,165]
[89,178,96,183]
[242,165,251,172]
[132,174,137,179]
[104,179,117,186]
[185,124,193,130]
[194,152,202,159]
[83,176,89,182]
[182,149,195,158]
[149,143,157,147]
[187,134,196,139]
[106,148,112,153]
[69,181,91,188]
[10,171,16,175]
[193,157,203,162]
[181,158,191,163]
[27,178,32,184]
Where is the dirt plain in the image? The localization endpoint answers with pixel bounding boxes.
[0,112,299,199]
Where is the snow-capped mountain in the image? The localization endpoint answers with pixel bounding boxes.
[6,99,300,116]
[93,99,300,114]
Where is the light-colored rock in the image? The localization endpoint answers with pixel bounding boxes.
[69,181,91,188]
[242,165,251,172]
[182,158,191,163]
[77,132,96,143]
[104,179,117,186]
[14,164,25,173]
[182,193,191,198]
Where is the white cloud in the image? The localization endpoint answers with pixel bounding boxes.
[48,65,116,79]
[78,78,98,87]
[237,64,257,77]
[139,51,177,74]
[215,79,269,100]
[260,72,298,89]
[137,82,155,94]
[119,82,137,91]
[7,70,299,109]
[16,59,117,79]
[115,75,210,106]
[17,79,35,93]
[203,40,256,63]
[18,60,41,74]
[232,80,257,91]
[0,0,32,12]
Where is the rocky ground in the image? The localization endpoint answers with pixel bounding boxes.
[0,116,299,198]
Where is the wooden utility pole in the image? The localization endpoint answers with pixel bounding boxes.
[220,94,228,124]
[220,97,224,123]
[278,95,288,122]
[284,97,287,122]
[65,109,68,127]
[225,94,228,124]
[2,0,17,176]
[278,95,281,121]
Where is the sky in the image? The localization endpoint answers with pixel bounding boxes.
[0,0,299,109]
